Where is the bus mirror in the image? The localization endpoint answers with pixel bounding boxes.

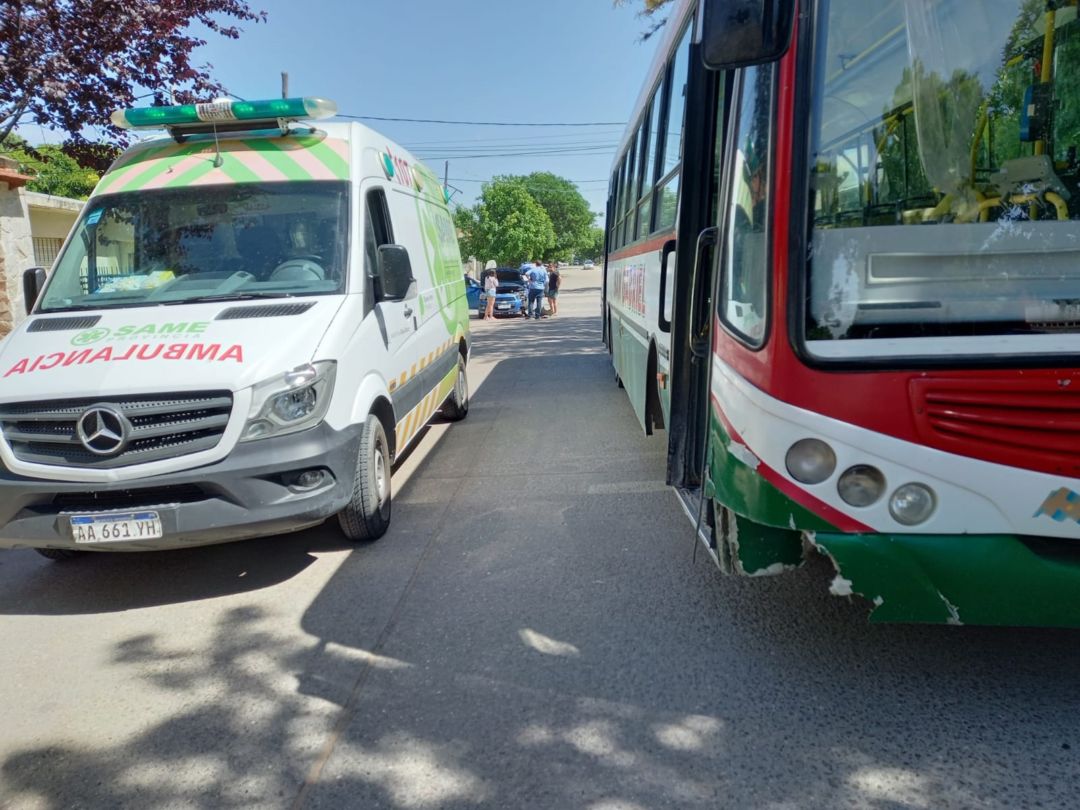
[700,0,796,71]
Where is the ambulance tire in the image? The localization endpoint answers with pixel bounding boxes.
[338,414,391,542]
[442,356,469,421]
[35,548,82,561]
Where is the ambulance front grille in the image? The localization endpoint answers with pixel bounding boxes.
[0,392,233,469]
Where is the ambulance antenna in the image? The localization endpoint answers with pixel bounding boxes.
[211,122,224,168]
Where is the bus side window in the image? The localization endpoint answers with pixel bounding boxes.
[720,64,775,347]
[655,22,692,231]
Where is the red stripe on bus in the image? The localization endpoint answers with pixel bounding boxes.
[772,10,797,296]
[607,232,675,263]
[709,394,874,534]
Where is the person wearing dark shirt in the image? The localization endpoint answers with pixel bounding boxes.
[545,263,561,316]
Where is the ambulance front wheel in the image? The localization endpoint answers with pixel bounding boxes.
[338,414,392,542]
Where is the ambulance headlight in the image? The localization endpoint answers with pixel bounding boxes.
[889,483,936,526]
[242,361,336,442]
[785,438,836,485]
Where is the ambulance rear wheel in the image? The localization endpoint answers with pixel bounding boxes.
[338,414,391,542]
[35,548,82,561]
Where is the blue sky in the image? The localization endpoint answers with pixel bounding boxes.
[186,0,654,221]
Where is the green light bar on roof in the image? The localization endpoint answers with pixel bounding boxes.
[110,97,337,130]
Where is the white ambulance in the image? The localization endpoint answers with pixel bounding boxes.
[0,97,471,557]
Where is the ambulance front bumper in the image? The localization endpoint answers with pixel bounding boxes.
[0,422,363,552]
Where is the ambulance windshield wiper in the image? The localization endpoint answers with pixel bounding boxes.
[161,292,296,305]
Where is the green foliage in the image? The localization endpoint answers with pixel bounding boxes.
[613,0,674,39]
[581,226,605,261]
[0,135,99,199]
[454,178,555,267]
[519,172,597,261]
[0,0,264,147]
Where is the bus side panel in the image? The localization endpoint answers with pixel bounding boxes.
[614,311,649,429]
[607,241,673,434]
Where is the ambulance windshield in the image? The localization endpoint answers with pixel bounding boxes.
[38,181,349,312]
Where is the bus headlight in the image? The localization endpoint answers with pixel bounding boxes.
[889,483,936,526]
[838,465,886,507]
[242,361,336,442]
[785,438,836,484]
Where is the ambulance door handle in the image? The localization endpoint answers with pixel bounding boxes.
[403,305,413,318]
[657,239,676,333]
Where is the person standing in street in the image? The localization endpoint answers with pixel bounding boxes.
[524,260,547,320]
[545,262,561,317]
[482,259,498,320]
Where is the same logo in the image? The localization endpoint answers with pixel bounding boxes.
[71,328,111,346]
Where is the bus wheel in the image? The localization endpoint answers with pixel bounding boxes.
[338,414,392,542]
[442,355,469,421]
[615,369,624,389]
[35,548,82,561]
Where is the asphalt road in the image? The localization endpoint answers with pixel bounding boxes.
[2,268,1080,810]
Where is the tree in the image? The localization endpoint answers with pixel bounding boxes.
[0,0,265,147]
[519,172,596,262]
[1,135,104,199]
[454,178,555,267]
[613,0,674,39]
[581,227,606,261]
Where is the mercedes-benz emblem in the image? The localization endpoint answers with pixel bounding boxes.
[75,406,130,456]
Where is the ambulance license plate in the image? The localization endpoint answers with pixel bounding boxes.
[70,512,163,544]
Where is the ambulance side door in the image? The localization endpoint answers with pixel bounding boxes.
[365,187,417,362]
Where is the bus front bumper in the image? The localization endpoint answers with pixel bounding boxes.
[812,532,1080,627]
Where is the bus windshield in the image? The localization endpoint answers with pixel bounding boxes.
[808,0,1080,352]
[39,182,349,313]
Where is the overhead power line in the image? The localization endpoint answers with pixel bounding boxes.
[339,113,625,127]
[403,130,623,147]
[447,177,609,185]
[419,146,616,161]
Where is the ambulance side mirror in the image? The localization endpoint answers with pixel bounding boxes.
[378,244,416,301]
[22,267,47,314]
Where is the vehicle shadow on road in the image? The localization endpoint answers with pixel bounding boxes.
[0,527,353,615]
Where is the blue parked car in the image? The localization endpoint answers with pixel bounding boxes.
[465,272,527,318]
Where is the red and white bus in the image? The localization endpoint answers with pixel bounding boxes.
[603,0,1080,626]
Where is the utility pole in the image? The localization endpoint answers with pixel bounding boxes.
[281,72,289,99]
[444,160,449,191]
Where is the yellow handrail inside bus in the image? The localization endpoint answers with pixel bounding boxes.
[1035,6,1056,158]
[973,192,1068,223]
